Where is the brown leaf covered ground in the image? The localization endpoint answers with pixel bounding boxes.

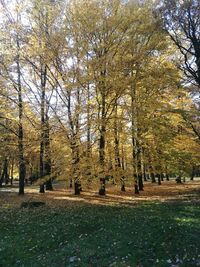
[0,180,200,209]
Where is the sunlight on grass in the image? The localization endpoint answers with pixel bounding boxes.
[175,217,199,224]
[54,196,85,201]
[53,196,126,206]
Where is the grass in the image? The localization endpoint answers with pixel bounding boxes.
[0,199,200,267]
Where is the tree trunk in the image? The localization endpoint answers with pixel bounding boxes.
[71,136,81,195]
[10,158,14,185]
[134,177,139,194]
[150,171,156,183]
[99,176,106,195]
[5,160,10,185]
[0,158,9,187]
[45,177,53,190]
[190,166,195,181]
[148,161,156,183]
[138,174,143,191]
[16,41,25,195]
[137,152,143,191]
[141,148,147,181]
[45,116,53,191]
[99,124,106,195]
[161,172,164,181]
[98,67,106,195]
[165,167,169,181]
[86,80,92,188]
[39,129,45,193]
[39,136,45,193]
[143,165,147,181]
[130,77,140,194]
[0,164,2,187]
[120,147,126,191]
[121,145,125,171]
[74,180,81,195]
[99,99,106,195]
[39,64,47,194]
[114,104,125,190]
[18,123,26,195]
[157,173,161,185]
[121,176,126,191]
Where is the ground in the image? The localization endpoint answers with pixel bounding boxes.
[0,180,200,267]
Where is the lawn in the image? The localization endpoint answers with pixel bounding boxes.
[0,182,200,267]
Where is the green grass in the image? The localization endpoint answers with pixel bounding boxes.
[0,201,200,267]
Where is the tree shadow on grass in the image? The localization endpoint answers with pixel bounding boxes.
[1,198,200,267]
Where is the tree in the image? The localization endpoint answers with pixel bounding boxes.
[0,0,27,194]
[25,0,64,192]
[159,0,200,88]
[159,0,200,142]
